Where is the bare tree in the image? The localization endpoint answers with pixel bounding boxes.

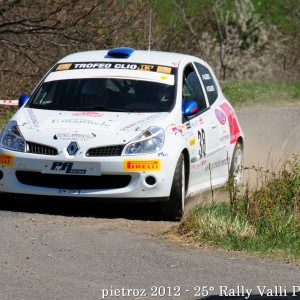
[0,0,152,97]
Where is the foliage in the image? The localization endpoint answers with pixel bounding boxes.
[0,0,299,98]
[178,155,300,260]
[0,0,152,98]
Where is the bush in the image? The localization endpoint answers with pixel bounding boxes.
[178,154,300,260]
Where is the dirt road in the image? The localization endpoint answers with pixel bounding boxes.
[0,105,300,299]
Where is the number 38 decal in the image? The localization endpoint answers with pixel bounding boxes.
[198,129,206,158]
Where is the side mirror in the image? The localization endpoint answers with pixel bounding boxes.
[18,94,29,108]
[182,100,198,116]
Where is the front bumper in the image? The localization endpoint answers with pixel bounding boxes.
[0,149,176,202]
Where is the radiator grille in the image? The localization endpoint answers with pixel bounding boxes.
[26,142,58,155]
[86,145,124,157]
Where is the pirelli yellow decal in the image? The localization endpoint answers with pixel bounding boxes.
[124,159,161,171]
[157,66,172,74]
[56,63,72,71]
[0,154,14,166]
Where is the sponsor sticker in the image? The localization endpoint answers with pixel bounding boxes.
[127,113,144,116]
[206,85,215,92]
[26,108,39,127]
[56,64,72,71]
[0,154,14,166]
[166,124,183,135]
[205,158,230,171]
[124,159,161,171]
[202,74,211,80]
[220,131,230,144]
[190,119,199,127]
[158,152,168,157]
[137,65,154,71]
[196,160,207,169]
[53,62,175,75]
[157,66,172,74]
[53,132,96,141]
[120,114,160,132]
[50,162,86,174]
[215,109,226,125]
[42,161,100,175]
[189,138,196,146]
[45,118,120,131]
[219,102,241,144]
[71,112,104,117]
[59,189,81,194]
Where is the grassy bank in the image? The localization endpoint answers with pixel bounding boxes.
[177,155,300,261]
[0,106,17,130]
[221,81,300,107]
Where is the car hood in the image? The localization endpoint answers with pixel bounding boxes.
[15,108,169,148]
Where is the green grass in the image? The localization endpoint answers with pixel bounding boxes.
[177,155,300,261]
[0,106,18,130]
[221,81,300,108]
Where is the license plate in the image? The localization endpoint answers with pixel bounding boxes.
[41,161,101,175]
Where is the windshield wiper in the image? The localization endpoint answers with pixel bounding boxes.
[89,106,128,112]
[27,103,59,110]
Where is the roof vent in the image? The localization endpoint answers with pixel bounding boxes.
[106,47,134,58]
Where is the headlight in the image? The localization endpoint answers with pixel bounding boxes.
[0,121,25,152]
[123,126,165,155]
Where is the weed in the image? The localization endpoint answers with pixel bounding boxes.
[178,154,300,260]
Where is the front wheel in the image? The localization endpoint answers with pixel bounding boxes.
[161,153,185,221]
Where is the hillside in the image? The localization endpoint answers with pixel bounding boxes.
[0,0,299,99]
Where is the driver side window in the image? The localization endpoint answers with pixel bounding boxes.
[183,64,207,113]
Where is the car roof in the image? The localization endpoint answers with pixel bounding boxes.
[57,48,198,68]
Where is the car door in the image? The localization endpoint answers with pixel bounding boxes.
[194,61,231,186]
[182,63,220,189]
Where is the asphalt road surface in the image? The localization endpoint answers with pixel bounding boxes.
[1,105,300,300]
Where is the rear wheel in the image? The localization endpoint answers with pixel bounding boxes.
[230,141,243,184]
[161,153,185,221]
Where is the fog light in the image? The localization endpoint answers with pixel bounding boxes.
[0,170,3,180]
[145,176,156,186]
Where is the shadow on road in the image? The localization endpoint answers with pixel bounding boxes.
[0,195,165,221]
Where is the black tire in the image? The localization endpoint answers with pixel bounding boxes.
[230,141,243,184]
[161,153,185,221]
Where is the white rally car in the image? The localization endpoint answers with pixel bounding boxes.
[0,47,244,220]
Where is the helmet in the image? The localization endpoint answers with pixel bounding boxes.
[152,83,169,103]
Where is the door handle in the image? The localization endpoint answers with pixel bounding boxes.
[211,121,217,129]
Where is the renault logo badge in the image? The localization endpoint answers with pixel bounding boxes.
[67,142,79,155]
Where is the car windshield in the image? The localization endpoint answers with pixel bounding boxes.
[28,78,175,113]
